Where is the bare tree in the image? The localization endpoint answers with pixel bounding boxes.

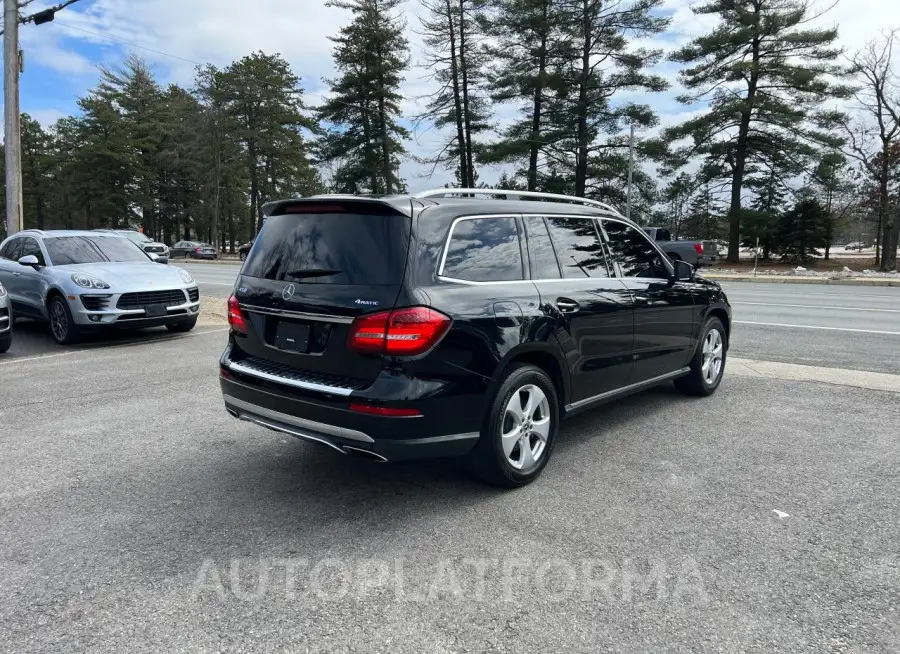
[842,30,900,271]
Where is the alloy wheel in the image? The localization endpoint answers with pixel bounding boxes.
[50,300,68,342]
[701,328,724,385]
[501,384,551,470]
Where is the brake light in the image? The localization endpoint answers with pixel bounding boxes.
[227,295,248,333]
[348,306,451,355]
[694,243,703,255]
[348,403,422,417]
[195,247,204,252]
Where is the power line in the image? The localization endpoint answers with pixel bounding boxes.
[52,21,204,67]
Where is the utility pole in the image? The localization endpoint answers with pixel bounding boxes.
[626,123,634,220]
[4,0,24,237]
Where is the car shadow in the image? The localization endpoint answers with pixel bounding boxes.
[5,316,205,358]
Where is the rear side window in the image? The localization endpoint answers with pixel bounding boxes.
[441,216,524,282]
[544,217,610,278]
[241,208,410,286]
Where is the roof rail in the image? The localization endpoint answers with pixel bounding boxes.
[413,188,625,217]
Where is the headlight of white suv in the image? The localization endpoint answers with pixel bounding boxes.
[179,269,194,284]
[71,273,110,289]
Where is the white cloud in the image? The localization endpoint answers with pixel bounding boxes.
[14,0,900,191]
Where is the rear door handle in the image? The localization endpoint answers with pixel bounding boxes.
[555,298,580,314]
[633,295,649,304]
[12,272,22,277]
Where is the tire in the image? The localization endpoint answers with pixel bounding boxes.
[185,252,192,259]
[167,317,198,333]
[0,331,10,354]
[675,317,727,397]
[239,251,247,261]
[467,364,559,488]
[48,295,81,345]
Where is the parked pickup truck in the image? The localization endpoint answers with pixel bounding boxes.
[643,228,718,267]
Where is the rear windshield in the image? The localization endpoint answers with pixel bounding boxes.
[241,209,409,285]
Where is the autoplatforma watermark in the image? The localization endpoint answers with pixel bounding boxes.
[192,556,708,604]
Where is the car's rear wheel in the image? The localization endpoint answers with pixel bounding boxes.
[167,317,198,333]
[675,317,726,397]
[48,295,81,345]
[239,251,247,261]
[468,364,559,488]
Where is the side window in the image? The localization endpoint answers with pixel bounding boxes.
[603,220,669,279]
[19,238,46,265]
[544,217,610,278]
[0,239,20,261]
[523,216,561,279]
[442,216,524,282]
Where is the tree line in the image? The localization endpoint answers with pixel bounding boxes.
[2,0,899,270]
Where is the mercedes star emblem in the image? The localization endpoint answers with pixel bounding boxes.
[282,284,296,301]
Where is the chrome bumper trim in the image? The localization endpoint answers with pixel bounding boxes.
[226,360,356,397]
[223,393,374,443]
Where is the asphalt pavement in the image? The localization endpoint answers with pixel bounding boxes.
[1,331,898,652]
[181,262,900,374]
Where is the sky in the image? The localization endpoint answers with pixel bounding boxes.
[7,0,900,192]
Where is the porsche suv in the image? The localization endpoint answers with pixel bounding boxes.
[219,189,731,487]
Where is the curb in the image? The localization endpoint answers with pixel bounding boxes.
[702,274,900,287]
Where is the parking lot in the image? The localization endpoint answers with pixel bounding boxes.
[1,278,899,652]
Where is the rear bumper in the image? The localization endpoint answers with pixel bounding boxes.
[696,255,717,267]
[218,351,483,462]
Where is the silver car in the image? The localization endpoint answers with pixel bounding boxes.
[0,230,201,345]
[0,281,10,353]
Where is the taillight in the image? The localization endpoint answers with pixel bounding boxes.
[195,247,203,252]
[348,403,422,417]
[227,295,248,333]
[694,243,703,255]
[348,306,451,356]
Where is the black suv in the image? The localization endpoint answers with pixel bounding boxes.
[219,189,731,487]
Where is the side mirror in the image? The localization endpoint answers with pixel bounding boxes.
[671,259,694,282]
[18,255,40,268]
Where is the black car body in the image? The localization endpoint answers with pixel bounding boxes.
[219,190,731,486]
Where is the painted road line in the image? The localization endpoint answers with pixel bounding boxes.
[731,302,900,313]
[728,357,900,393]
[0,328,229,366]
[734,321,900,336]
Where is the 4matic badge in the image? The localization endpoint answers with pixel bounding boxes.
[354,299,379,306]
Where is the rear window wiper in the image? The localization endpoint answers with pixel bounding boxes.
[283,268,342,279]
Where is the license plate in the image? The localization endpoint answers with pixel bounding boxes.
[145,304,167,317]
[274,321,310,353]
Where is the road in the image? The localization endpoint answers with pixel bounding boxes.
[182,262,900,374]
[1,331,898,652]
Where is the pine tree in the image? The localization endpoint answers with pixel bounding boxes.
[417,0,490,187]
[662,0,850,263]
[20,115,53,230]
[547,0,669,198]
[478,0,569,190]
[319,0,409,194]
[683,182,725,240]
[218,52,318,233]
[778,196,828,263]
